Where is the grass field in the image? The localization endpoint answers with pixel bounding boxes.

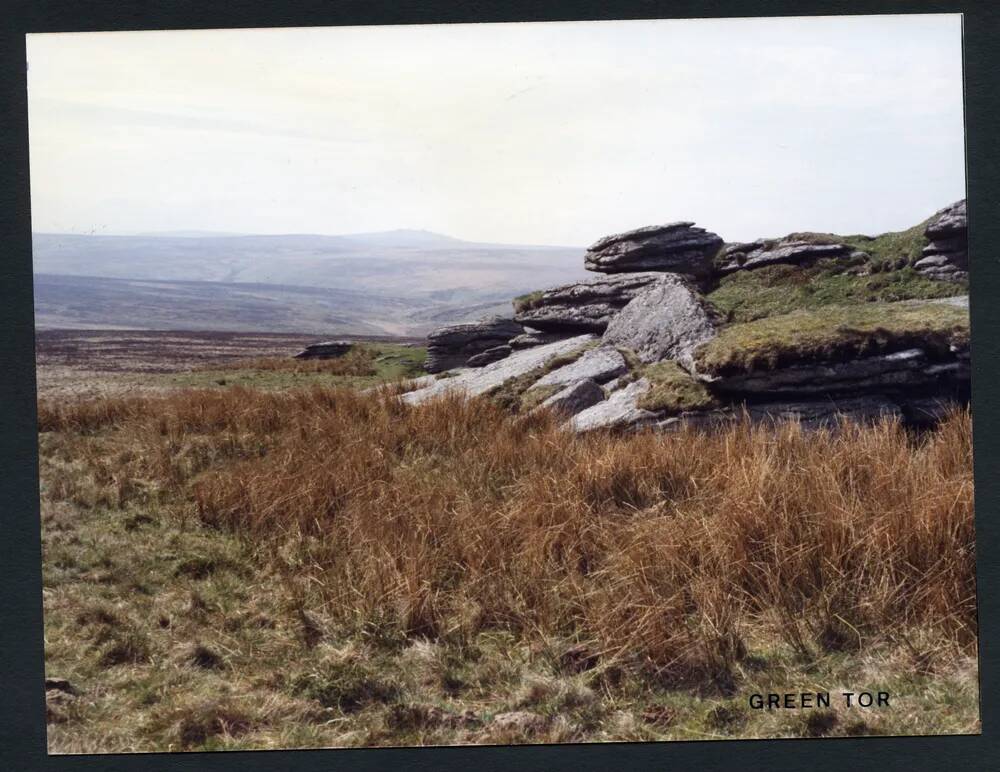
[36,338,979,751]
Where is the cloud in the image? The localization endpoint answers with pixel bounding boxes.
[26,15,965,243]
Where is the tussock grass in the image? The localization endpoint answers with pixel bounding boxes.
[39,385,977,687]
[513,290,546,314]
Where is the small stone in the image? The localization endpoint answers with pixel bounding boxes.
[466,344,512,368]
[568,378,658,432]
[491,710,549,734]
[536,379,606,417]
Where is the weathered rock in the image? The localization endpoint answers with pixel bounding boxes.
[715,238,852,275]
[466,344,512,368]
[514,272,662,333]
[294,340,353,359]
[704,347,970,398]
[424,317,524,373]
[508,329,569,349]
[919,199,968,282]
[403,334,597,405]
[584,222,723,278]
[531,346,627,388]
[602,275,719,367]
[568,378,658,432]
[536,379,606,416]
[925,199,967,240]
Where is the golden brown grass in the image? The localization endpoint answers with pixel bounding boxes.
[38,384,977,692]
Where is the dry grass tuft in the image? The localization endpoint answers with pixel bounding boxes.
[38,384,976,693]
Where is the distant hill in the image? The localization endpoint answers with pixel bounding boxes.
[32,230,589,335]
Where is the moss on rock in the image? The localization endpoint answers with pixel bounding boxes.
[635,361,718,415]
[693,301,969,376]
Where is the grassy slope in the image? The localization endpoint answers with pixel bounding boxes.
[164,343,426,391]
[38,385,978,751]
[708,220,966,324]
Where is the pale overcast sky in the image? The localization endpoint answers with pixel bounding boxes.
[26,14,964,245]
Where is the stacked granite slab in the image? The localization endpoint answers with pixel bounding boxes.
[424,317,524,373]
[411,207,969,432]
[916,199,968,282]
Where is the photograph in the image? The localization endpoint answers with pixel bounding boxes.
[26,13,978,754]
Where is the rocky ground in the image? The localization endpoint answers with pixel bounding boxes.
[34,330,426,400]
[413,200,970,433]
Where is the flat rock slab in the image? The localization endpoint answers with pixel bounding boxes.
[425,317,524,373]
[567,378,658,432]
[403,334,597,405]
[706,347,970,397]
[925,199,967,239]
[514,272,662,333]
[715,239,851,275]
[584,222,723,277]
[602,275,718,366]
[919,200,968,282]
[509,330,570,349]
[294,340,353,359]
[531,345,627,388]
[537,378,606,416]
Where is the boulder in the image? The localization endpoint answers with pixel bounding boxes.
[602,275,719,367]
[403,334,597,405]
[925,199,967,240]
[536,379,606,416]
[530,346,627,389]
[294,340,353,359]
[567,378,658,432]
[584,222,723,278]
[466,344,512,368]
[918,200,967,282]
[514,272,662,333]
[715,238,852,275]
[424,317,524,373]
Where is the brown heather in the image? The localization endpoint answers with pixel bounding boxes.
[37,385,976,687]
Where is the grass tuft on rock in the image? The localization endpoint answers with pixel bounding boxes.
[636,361,718,415]
[513,290,546,314]
[693,301,969,375]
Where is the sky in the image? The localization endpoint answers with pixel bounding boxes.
[26,14,965,246]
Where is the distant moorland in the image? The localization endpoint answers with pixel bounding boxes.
[32,230,588,335]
